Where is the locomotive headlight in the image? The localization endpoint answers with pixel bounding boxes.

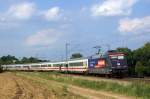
[117,63,120,66]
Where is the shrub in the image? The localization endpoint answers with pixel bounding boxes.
[0,65,3,73]
[135,62,146,77]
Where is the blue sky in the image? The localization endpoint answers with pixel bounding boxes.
[0,0,150,60]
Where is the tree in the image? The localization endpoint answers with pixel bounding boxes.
[21,57,40,63]
[0,55,18,64]
[21,57,29,63]
[0,64,3,73]
[133,42,150,66]
[28,57,40,63]
[135,61,146,77]
[145,59,150,76]
[70,53,83,59]
[0,55,49,64]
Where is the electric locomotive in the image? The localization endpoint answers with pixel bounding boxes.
[88,50,128,77]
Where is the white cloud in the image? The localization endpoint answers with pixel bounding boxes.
[91,0,138,16]
[26,29,62,46]
[42,7,61,21]
[0,2,35,29]
[0,4,63,29]
[118,16,150,35]
[7,2,36,20]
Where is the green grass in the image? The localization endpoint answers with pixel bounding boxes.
[17,72,150,99]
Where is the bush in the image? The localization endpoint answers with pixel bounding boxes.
[0,65,3,73]
[145,66,150,76]
[135,62,146,77]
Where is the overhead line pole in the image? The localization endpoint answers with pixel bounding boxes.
[66,43,69,61]
[106,44,111,51]
[65,43,69,71]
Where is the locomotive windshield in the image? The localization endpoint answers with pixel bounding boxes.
[110,55,124,60]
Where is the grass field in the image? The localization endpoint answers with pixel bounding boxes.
[16,71,150,99]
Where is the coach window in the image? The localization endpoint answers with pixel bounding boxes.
[79,62,83,66]
[48,64,51,67]
[41,65,47,67]
[83,62,87,66]
[31,65,40,67]
[65,64,68,67]
[62,64,65,67]
[53,64,60,67]
[15,66,21,68]
[59,64,63,67]
[53,64,56,67]
[69,62,83,66]
[23,66,29,68]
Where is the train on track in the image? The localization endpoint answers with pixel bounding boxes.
[2,50,128,77]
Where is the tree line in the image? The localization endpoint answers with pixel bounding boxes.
[0,56,49,65]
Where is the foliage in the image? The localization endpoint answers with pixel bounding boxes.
[0,64,3,73]
[0,55,49,65]
[135,62,146,77]
[133,42,150,66]
[21,57,40,63]
[70,53,83,59]
[0,55,18,65]
[145,66,150,76]
[116,42,150,76]
[133,42,150,76]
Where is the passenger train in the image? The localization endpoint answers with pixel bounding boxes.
[2,51,128,77]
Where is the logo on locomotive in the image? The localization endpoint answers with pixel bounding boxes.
[88,58,106,68]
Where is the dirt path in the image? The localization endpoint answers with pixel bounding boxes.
[12,76,53,99]
[68,85,134,99]
[0,72,84,99]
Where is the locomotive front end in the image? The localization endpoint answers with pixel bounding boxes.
[108,52,128,76]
